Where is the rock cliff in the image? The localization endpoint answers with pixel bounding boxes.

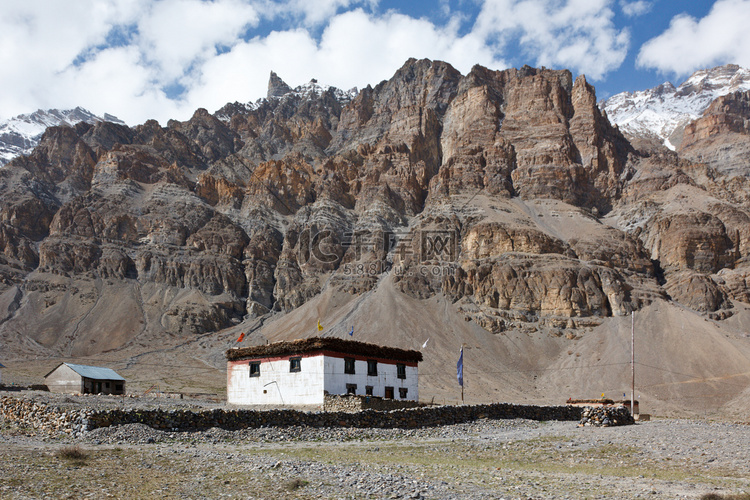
[1,58,749,359]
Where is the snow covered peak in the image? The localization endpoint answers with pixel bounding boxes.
[276,78,358,104]
[0,107,124,166]
[601,64,750,150]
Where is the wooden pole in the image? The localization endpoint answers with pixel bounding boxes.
[631,311,635,416]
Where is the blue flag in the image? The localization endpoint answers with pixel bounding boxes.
[457,347,464,387]
[348,326,354,336]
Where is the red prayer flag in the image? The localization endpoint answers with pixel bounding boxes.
[236,332,245,343]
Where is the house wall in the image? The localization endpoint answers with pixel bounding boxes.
[323,355,418,401]
[227,354,325,405]
[45,365,84,394]
[82,378,126,395]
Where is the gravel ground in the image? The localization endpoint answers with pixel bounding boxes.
[1,392,749,499]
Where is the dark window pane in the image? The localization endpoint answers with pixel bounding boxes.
[290,357,301,372]
[344,358,355,374]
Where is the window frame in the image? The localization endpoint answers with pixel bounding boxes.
[367,359,378,377]
[289,357,301,373]
[399,387,408,399]
[397,364,406,379]
[346,383,357,395]
[249,361,261,377]
[365,385,373,396]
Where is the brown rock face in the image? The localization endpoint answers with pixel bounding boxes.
[642,211,736,273]
[1,57,749,357]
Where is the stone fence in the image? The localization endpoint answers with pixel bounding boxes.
[323,394,423,412]
[1,395,594,438]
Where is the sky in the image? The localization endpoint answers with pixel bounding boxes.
[0,0,747,125]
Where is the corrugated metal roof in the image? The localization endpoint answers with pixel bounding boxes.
[64,363,125,381]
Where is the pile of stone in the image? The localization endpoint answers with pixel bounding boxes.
[0,396,93,436]
[579,405,635,427]
[323,394,422,413]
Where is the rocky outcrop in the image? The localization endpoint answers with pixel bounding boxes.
[1,58,749,355]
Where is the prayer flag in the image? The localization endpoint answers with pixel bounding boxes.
[236,332,245,343]
[317,319,323,331]
[348,326,354,336]
[422,338,429,349]
[457,347,464,387]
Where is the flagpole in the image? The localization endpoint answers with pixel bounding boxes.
[457,345,465,403]
[631,310,635,417]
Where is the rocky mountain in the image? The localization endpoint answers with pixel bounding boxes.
[1,59,750,416]
[0,107,125,166]
[601,64,750,150]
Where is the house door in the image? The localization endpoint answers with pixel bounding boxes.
[96,382,102,393]
[384,386,394,399]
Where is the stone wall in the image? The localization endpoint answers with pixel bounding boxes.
[2,395,586,438]
[323,394,423,412]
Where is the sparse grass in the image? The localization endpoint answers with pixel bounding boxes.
[55,445,89,464]
[284,478,309,491]
[1,425,747,499]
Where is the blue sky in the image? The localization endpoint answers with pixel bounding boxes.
[0,0,745,125]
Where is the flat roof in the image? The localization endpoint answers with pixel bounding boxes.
[226,337,423,363]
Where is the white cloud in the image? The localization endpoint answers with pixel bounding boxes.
[138,0,260,81]
[472,0,629,80]
[0,0,634,126]
[269,0,378,27]
[185,9,507,119]
[637,0,750,75]
[0,0,145,118]
[620,0,651,17]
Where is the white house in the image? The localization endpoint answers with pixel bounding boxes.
[44,363,126,395]
[226,337,422,406]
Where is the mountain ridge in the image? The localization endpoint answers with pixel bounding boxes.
[1,59,749,417]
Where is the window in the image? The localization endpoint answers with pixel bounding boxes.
[367,359,378,376]
[365,385,373,396]
[105,382,110,389]
[399,387,408,399]
[115,384,123,392]
[290,357,301,372]
[346,383,357,395]
[344,357,355,374]
[249,361,261,377]
[384,386,394,399]
[397,364,406,379]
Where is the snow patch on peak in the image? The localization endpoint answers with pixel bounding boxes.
[0,108,125,166]
[277,78,358,104]
[601,64,750,149]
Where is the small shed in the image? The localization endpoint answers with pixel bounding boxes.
[44,363,126,395]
